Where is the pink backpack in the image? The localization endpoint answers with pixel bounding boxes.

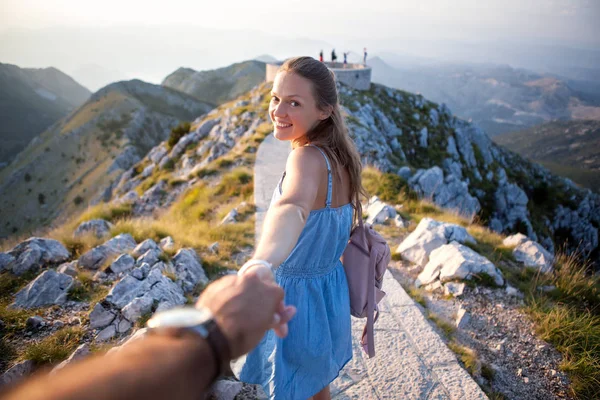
[341,206,391,358]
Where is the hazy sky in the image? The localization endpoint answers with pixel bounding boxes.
[2,0,599,46]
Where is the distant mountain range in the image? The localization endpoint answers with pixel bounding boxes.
[369,57,600,136]
[161,60,266,106]
[494,120,600,192]
[0,63,91,165]
[0,79,213,237]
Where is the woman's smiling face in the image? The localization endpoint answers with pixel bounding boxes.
[269,71,329,145]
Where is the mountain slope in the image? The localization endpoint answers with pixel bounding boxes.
[369,58,600,136]
[0,79,213,238]
[161,60,266,105]
[494,120,600,192]
[91,81,600,266]
[0,63,91,165]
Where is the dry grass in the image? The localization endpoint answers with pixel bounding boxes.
[23,327,85,366]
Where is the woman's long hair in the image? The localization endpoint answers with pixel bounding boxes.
[278,56,367,225]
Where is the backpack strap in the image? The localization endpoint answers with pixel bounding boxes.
[360,247,378,358]
[306,145,332,208]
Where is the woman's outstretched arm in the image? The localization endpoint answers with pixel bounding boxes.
[251,146,324,269]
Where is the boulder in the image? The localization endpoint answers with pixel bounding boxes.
[513,241,554,273]
[136,249,161,268]
[502,233,529,248]
[132,239,161,258]
[51,344,91,374]
[78,234,137,270]
[96,325,117,342]
[13,270,74,309]
[1,360,34,386]
[73,219,113,239]
[159,236,175,251]
[26,316,46,330]
[444,282,466,297]
[503,234,554,272]
[109,254,136,274]
[365,196,396,225]
[0,252,16,272]
[89,302,116,329]
[57,261,78,277]
[416,242,504,287]
[456,308,471,329]
[6,238,70,276]
[220,209,238,225]
[121,295,154,322]
[396,218,476,267]
[106,268,186,310]
[172,249,208,293]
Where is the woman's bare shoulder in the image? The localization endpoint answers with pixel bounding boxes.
[285,146,326,174]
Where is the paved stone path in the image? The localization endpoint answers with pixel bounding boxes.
[253,134,488,400]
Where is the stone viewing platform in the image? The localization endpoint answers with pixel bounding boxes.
[266,60,372,91]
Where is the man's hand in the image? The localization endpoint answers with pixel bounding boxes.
[196,270,296,359]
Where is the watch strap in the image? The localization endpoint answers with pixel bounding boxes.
[202,318,231,379]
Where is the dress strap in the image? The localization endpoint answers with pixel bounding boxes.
[307,144,332,208]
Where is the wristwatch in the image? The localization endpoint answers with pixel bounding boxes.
[146,307,231,381]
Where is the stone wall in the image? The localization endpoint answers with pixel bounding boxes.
[266,61,372,91]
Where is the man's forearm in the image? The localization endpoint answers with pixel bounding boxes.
[2,333,217,400]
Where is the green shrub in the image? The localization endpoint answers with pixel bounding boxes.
[167,122,191,149]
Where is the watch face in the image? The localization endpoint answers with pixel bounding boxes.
[147,307,213,329]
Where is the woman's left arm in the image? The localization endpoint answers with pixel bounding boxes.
[250,146,323,269]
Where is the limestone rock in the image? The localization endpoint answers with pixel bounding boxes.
[396,218,476,267]
[89,302,116,329]
[416,242,504,288]
[220,209,238,225]
[456,307,471,329]
[78,234,137,270]
[109,254,136,274]
[13,270,74,308]
[409,167,481,218]
[57,261,78,277]
[96,324,117,342]
[172,248,208,293]
[51,344,91,373]
[1,360,34,386]
[159,236,175,251]
[365,196,396,225]
[0,252,16,272]
[73,219,113,239]
[26,315,46,330]
[136,249,161,268]
[444,282,466,297]
[504,234,554,272]
[121,295,154,322]
[132,239,161,258]
[6,238,70,275]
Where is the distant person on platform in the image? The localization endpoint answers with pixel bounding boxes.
[331,49,337,63]
[363,47,367,64]
[343,52,348,67]
[319,50,324,62]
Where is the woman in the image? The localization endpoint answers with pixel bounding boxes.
[237,56,366,400]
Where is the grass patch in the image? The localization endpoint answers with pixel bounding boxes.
[528,298,599,398]
[427,311,456,338]
[404,285,427,308]
[448,340,479,375]
[136,310,154,329]
[67,271,109,305]
[23,327,85,366]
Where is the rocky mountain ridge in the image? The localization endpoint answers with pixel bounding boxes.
[0,63,91,166]
[0,79,213,238]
